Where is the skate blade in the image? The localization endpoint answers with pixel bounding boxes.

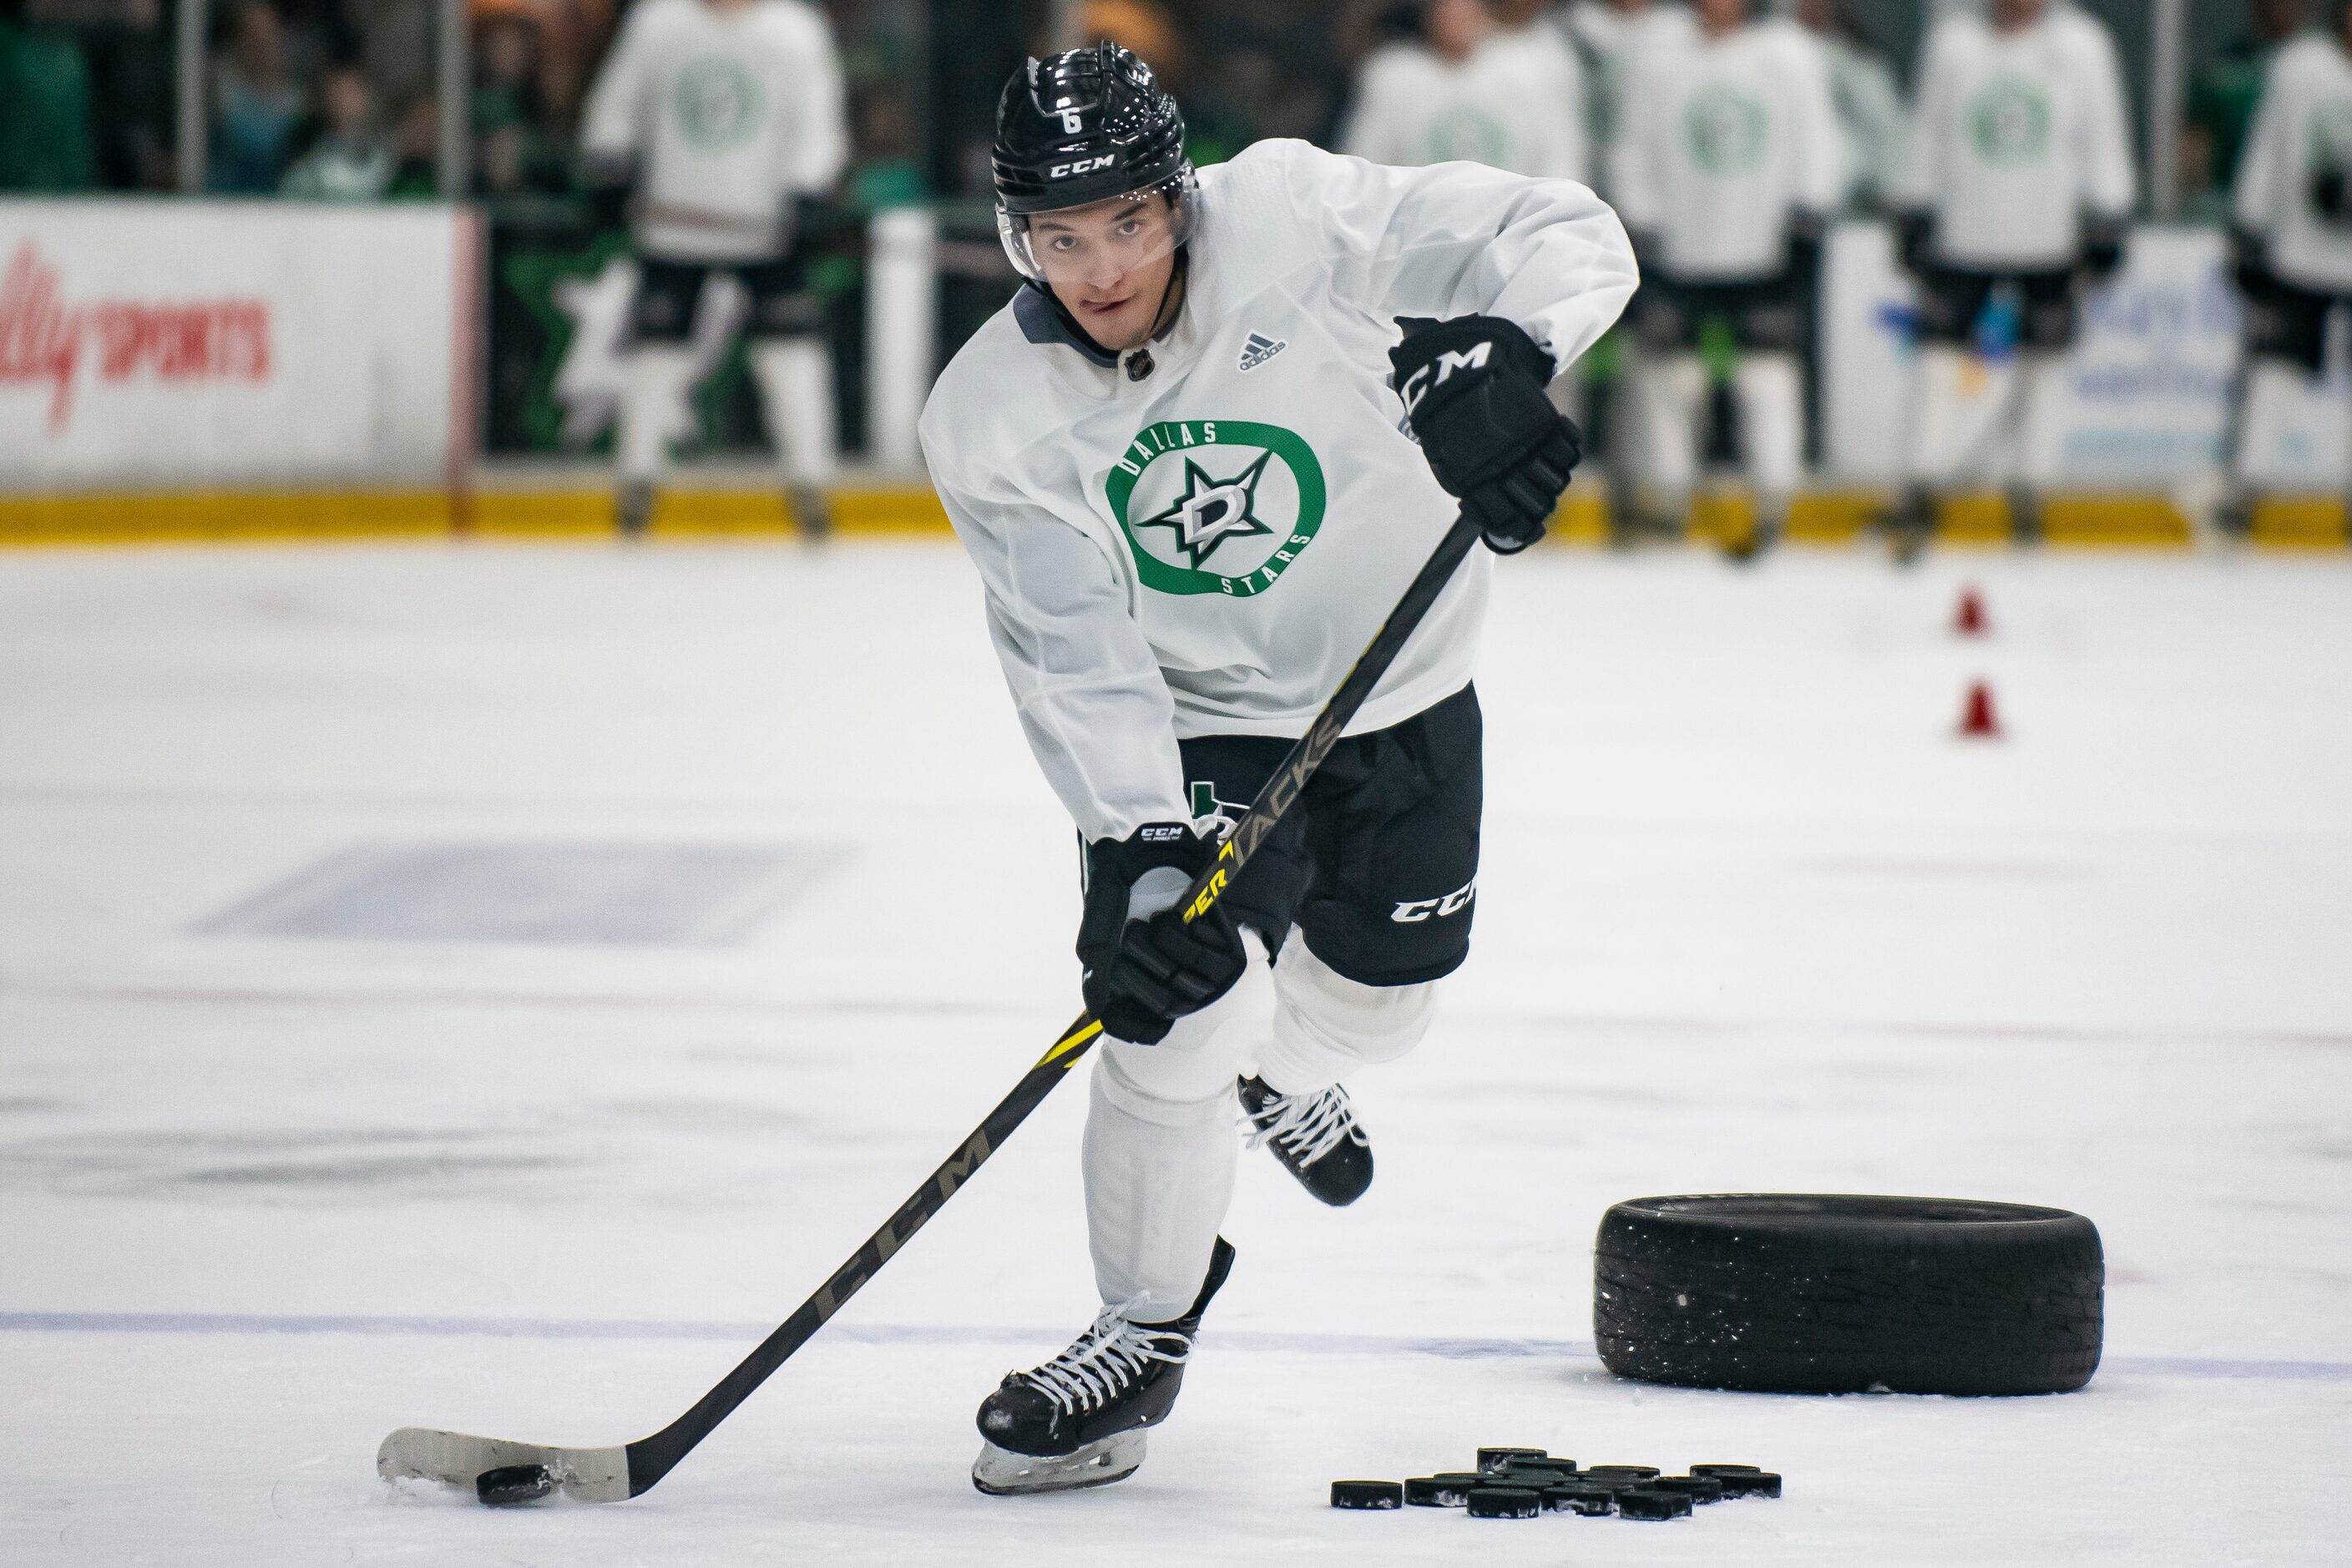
[971,1430,1145,1496]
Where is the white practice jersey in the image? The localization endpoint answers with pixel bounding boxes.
[1818,30,1905,211]
[1563,1,1697,200]
[1893,6,2134,271]
[1340,29,1587,180]
[1613,18,1842,281]
[919,140,1636,842]
[2235,33,2352,295]
[580,0,847,263]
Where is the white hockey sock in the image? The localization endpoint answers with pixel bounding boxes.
[750,339,838,488]
[1083,948,1270,1318]
[619,345,695,485]
[1252,938,1437,1097]
[2013,351,2066,492]
[1733,353,1803,520]
[1906,345,2015,490]
[1633,353,1706,524]
[2232,357,2320,494]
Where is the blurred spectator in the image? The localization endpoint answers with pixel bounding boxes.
[2186,0,2310,209]
[210,0,304,191]
[1341,0,1585,178]
[1070,0,1185,83]
[1795,0,1901,213]
[0,0,95,190]
[385,90,442,192]
[39,0,173,188]
[282,61,394,196]
[349,0,437,120]
[472,0,570,192]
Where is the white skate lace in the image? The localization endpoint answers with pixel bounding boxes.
[1244,1083,1367,1168]
[1021,1297,1192,1416]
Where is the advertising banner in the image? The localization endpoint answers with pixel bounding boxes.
[0,201,473,490]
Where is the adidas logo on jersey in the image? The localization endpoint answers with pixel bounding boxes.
[1237,332,1287,372]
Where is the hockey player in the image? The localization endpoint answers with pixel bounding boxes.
[918,44,1632,1495]
[2225,2,2352,533]
[1564,0,1697,541]
[1613,0,1840,559]
[1564,0,1696,200]
[579,0,847,538]
[1887,0,2135,558]
[1341,0,1587,181]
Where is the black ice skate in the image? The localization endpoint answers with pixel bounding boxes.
[1239,1075,1373,1207]
[972,1237,1236,1496]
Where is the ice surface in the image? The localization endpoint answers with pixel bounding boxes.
[1,540,2348,1565]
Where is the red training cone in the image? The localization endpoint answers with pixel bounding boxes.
[1958,680,2002,740]
[1954,585,1988,636]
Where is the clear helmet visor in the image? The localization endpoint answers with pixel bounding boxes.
[998,167,1199,286]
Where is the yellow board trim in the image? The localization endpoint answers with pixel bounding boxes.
[2248,496,2349,549]
[3,483,2338,554]
[0,485,954,548]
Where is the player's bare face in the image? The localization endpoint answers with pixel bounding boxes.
[1035,195,1180,352]
[1695,0,1743,35]
[1990,0,2046,31]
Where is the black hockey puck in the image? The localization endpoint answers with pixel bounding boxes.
[1404,1473,1486,1507]
[475,1464,554,1506]
[1581,1464,1662,1485]
[1712,1469,1782,1499]
[1540,1482,1616,1516]
[1466,1485,1542,1520]
[1330,1479,1404,1510]
[1689,1463,1759,1476]
[1651,1474,1726,1504]
[1617,1486,1694,1521]
[1476,1446,1548,1474]
[1497,1458,1578,1480]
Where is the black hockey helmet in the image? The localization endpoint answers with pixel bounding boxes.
[992,43,1199,281]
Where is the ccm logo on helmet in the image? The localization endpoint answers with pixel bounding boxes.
[1398,342,1491,413]
[1049,154,1117,179]
[1390,879,1475,923]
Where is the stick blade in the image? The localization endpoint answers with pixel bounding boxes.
[377,1426,631,1504]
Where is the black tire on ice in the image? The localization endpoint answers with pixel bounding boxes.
[1593,1194,2102,1396]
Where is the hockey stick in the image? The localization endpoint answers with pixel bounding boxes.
[377,508,1487,1506]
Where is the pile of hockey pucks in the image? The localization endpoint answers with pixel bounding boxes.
[1330,1447,1780,1521]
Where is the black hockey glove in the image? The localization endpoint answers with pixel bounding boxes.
[1388,315,1581,554]
[1787,209,1827,286]
[1077,822,1246,1046]
[581,152,634,235]
[2230,229,2274,298]
[1894,209,1935,280]
[2313,168,2350,225]
[2079,214,2127,284]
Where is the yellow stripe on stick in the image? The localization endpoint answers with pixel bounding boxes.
[1034,1019,1104,1070]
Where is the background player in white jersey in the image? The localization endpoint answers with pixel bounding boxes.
[1795,0,1905,214]
[919,43,1631,1495]
[1887,0,2134,559]
[1564,0,1696,200]
[1613,0,1840,559]
[1564,0,1697,539]
[580,0,846,537]
[2226,1,2352,530]
[1340,0,1587,180]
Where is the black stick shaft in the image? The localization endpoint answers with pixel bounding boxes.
[623,512,1485,1495]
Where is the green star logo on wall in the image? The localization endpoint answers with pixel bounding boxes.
[1132,450,1276,569]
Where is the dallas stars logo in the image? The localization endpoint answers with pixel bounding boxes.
[1133,451,1276,569]
[1106,419,1328,599]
